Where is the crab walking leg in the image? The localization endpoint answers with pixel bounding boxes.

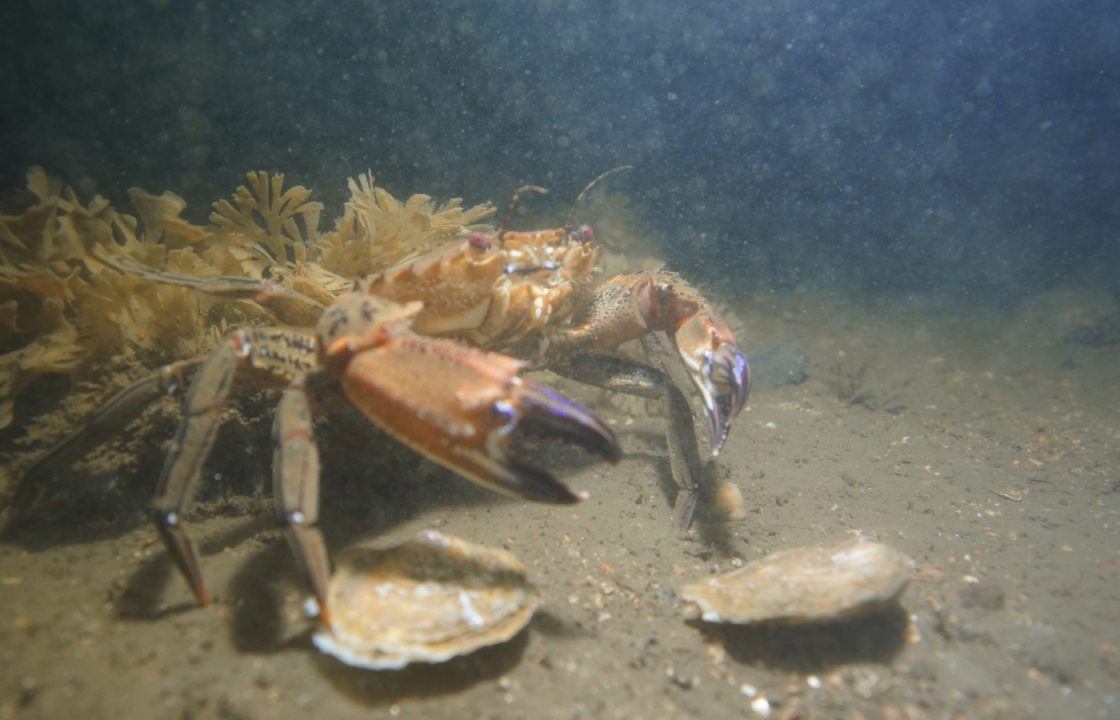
[102,253,327,326]
[9,357,204,527]
[150,342,238,606]
[638,334,707,532]
[271,377,331,625]
[556,347,705,532]
[151,327,319,606]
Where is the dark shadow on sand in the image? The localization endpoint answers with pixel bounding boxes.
[529,608,597,640]
[315,629,529,707]
[628,450,738,556]
[695,602,910,673]
[115,513,277,621]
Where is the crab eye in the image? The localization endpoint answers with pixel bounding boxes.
[573,225,594,244]
[468,232,491,250]
[491,400,516,423]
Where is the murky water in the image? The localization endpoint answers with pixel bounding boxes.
[2,2,1118,718]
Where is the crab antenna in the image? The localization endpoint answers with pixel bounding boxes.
[563,165,633,231]
[498,184,549,246]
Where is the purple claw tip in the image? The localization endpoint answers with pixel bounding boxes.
[705,347,751,456]
[520,383,621,463]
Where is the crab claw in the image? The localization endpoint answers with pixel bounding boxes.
[672,314,751,456]
[500,380,621,502]
[337,330,619,507]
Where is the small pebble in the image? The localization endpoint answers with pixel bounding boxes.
[711,481,748,521]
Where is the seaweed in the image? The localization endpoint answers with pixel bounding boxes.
[318,170,495,278]
[0,167,495,439]
[209,171,323,265]
[0,169,222,429]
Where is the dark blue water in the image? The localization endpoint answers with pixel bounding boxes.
[2,0,1117,299]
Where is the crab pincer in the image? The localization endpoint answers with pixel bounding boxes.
[324,296,620,505]
[671,312,751,456]
[500,380,622,501]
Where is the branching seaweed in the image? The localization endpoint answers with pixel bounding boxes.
[209,171,323,264]
[319,170,495,278]
[0,167,496,436]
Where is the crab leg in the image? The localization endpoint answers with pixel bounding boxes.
[151,327,318,606]
[151,342,239,605]
[8,357,203,529]
[103,254,326,326]
[272,377,332,625]
[639,334,708,532]
[555,346,705,533]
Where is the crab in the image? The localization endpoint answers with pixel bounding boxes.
[15,170,750,627]
[361,173,750,526]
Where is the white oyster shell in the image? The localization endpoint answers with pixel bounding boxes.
[313,530,538,670]
[681,539,914,625]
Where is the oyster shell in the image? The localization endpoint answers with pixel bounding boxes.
[681,539,914,625]
[312,530,538,670]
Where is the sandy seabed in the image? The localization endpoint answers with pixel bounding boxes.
[1,287,1117,719]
